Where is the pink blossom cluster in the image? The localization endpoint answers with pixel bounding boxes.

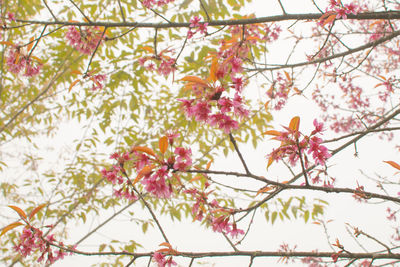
[6,48,42,77]
[13,226,68,264]
[266,72,293,110]
[139,51,176,78]
[180,24,266,133]
[101,135,192,199]
[153,252,177,267]
[184,187,244,238]
[327,1,360,19]
[187,16,208,39]
[65,26,104,55]
[141,0,174,9]
[267,119,331,169]
[89,73,107,90]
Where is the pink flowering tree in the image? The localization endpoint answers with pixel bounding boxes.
[1,0,400,266]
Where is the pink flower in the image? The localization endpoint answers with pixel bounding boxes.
[90,74,107,90]
[7,12,16,21]
[142,170,173,198]
[211,216,231,233]
[308,137,331,166]
[192,101,211,121]
[209,113,239,134]
[65,26,103,55]
[189,16,201,28]
[153,252,177,267]
[229,223,245,238]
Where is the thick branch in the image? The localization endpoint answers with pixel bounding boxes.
[15,11,400,28]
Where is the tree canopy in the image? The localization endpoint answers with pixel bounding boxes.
[1,0,400,266]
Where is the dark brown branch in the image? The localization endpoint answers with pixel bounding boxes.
[117,0,126,22]
[46,243,400,261]
[42,0,58,21]
[15,11,400,28]
[68,0,92,23]
[229,133,251,174]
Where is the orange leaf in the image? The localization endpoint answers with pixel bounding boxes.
[284,71,291,82]
[159,136,168,154]
[0,41,14,46]
[69,79,80,92]
[27,37,35,53]
[156,248,171,253]
[206,159,213,170]
[8,205,27,220]
[321,14,336,26]
[208,57,218,82]
[133,165,154,185]
[71,70,82,75]
[142,46,154,53]
[263,130,281,136]
[180,76,208,87]
[29,56,42,63]
[159,242,172,248]
[256,186,273,196]
[384,161,400,171]
[267,156,274,168]
[0,222,23,237]
[189,174,203,183]
[131,146,156,157]
[29,204,46,220]
[289,116,300,132]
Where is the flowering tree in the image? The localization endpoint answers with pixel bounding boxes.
[1,0,400,266]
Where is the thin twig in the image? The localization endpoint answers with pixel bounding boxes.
[117,0,126,22]
[84,27,107,76]
[69,0,92,23]
[277,0,287,14]
[42,0,58,21]
[27,25,47,59]
[199,0,210,21]
[229,133,251,174]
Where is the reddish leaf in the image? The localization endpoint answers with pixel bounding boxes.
[159,136,168,154]
[0,41,14,46]
[180,76,208,87]
[159,242,172,248]
[0,222,23,237]
[142,46,154,53]
[206,159,213,170]
[263,130,281,136]
[320,14,336,26]
[8,205,27,220]
[69,79,80,92]
[70,70,82,75]
[289,116,300,132]
[256,186,273,196]
[131,146,156,157]
[267,156,274,168]
[27,37,35,53]
[29,204,46,220]
[208,57,218,82]
[133,165,154,185]
[384,161,400,171]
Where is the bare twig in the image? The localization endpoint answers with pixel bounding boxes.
[229,133,251,174]
[42,0,58,21]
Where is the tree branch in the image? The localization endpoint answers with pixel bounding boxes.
[15,11,400,28]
